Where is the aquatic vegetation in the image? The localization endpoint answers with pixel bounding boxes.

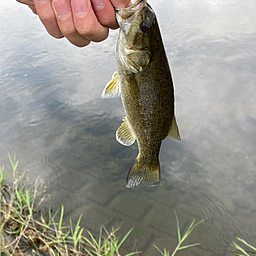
[153,211,204,256]
[233,238,256,256]
[0,154,203,255]
[82,227,139,256]
[0,154,138,255]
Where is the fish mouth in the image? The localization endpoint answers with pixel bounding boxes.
[115,0,147,20]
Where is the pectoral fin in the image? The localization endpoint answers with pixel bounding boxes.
[116,117,136,146]
[120,49,151,73]
[102,71,120,98]
[166,115,181,141]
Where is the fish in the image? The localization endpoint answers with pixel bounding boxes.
[102,0,180,188]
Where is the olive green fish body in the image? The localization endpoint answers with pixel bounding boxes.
[102,0,180,188]
[118,21,174,144]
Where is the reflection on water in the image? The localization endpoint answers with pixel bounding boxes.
[1,0,256,255]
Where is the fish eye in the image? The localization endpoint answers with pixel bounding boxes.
[140,21,150,33]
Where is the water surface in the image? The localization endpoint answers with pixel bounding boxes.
[1,0,256,255]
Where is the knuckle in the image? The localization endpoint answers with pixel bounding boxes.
[51,34,64,39]
[67,38,91,47]
[62,27,78,37]
[76,41,91,47]
[78,25,96,38]
[93,32,108,42]
[40,13,56,24]
[79,27,109,42]
[97,16,117,29]
[46,27,63,38]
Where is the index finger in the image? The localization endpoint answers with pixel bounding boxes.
[34,0,63,38]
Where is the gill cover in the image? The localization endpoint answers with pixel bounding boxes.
[116,0,156,73]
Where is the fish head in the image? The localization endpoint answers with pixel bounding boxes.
[116,0,156,73]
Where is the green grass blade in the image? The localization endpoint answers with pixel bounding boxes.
[98,226,102,250]
[0,165,9,185]
[233,242,250,256]
[237,238,256,252]
[125,252,142,256]
[85,230,99,249]
[178,243,201,250]
[83,235,95,248]
[181,219,204,244]
[102,226,110,237]
[58,205,64,231]
[15,188,22,204]
[71,214,83,247]
[153,244,165,256]
[74,228,84,247]
[179,219,195,243]
[74,214,83,234]
[174,211,181,243]
[117,228,133,249]
[83,247,95,256]
[20,190,31,212]
[8,152,19,176]
[50,208,60,226]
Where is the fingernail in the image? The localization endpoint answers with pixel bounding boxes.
[72,0,88,16]
[35,0,46,3]
[92,0,104,10]
[52,0,70,17]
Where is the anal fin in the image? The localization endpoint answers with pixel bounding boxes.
[166,115,181,141]
[116,117,136,146]
[102,71,120,98]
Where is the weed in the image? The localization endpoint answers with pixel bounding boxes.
[153,211,204,256]
[0,154,139,255]
[1,154,205,256]
[233,237,256,256]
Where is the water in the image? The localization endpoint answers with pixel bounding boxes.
[1,0,256,255]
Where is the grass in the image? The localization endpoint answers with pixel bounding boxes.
[0,153,139,255]
[233,238,256,256]
[153,211,204,256]
[1,153,204,256]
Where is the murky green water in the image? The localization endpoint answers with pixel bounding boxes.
[1,0,256,255]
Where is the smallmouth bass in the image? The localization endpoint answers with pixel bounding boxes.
[102,0,180,188]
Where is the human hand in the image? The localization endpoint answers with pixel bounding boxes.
[16,0,131,47]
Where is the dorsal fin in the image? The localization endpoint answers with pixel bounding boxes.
[166,115,181,141]
[102,71,120,98]
[116,117,136,146]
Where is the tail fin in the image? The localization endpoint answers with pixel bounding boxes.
[126,155,160,188]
